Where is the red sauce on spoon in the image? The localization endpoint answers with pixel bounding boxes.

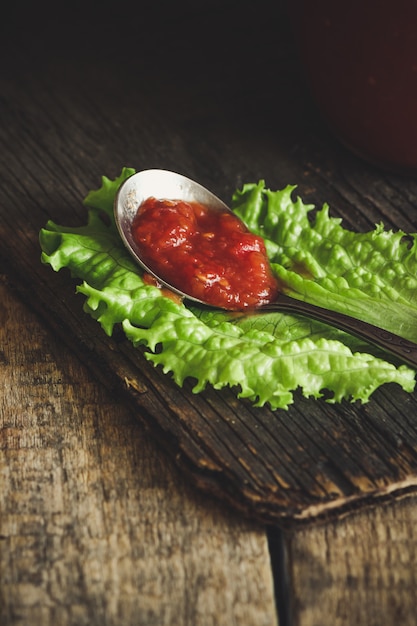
[131,197,279,310]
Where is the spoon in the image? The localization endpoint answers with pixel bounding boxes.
[114,169,417,369]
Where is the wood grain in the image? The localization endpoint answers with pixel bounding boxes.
[284,495,417,626]
[2,1,417,528]
[0,279,278,626]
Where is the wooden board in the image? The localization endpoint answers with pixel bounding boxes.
[282,494,417,625]
[0,276,278,626]
[2,3,417,527]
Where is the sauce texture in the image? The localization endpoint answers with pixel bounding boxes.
[131,197,279,310]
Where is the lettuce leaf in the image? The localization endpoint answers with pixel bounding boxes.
[39,168,416,410]
[233,182,417,341]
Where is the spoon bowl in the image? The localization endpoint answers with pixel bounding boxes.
[114,169,417,368]
[114,169,231,304]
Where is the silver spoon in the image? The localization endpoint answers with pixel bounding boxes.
[114,169,417,369]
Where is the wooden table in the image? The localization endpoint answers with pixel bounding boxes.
[2,3,417,625]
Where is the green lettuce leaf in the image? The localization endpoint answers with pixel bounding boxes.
[233,182,417,341]
[39,168,416,410]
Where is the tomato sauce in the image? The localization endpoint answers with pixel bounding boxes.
[131,197,279,310]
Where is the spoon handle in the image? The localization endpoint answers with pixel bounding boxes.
[261,294,417,369]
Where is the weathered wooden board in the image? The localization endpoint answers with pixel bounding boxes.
[2,4,417,526]
[0,277,278,626]
[281,493,417,626]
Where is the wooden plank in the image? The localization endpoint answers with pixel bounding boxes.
[1,2,417,527]
[285,495,417,626]
[0,278,278,626]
